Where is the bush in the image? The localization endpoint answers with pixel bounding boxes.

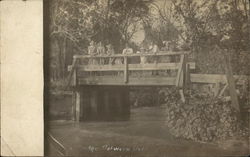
[162,88,248,143]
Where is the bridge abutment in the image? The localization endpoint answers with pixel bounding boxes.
[73,86,130,121]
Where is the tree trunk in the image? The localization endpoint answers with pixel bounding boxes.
[224,51,240,111]
[248,0,250,51]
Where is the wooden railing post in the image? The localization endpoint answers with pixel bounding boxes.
[124,56,128,83]
[72,67,77,86]
[175,54,187,103]
[185,62,190,88]
[175,54,185,87]
[67,57,78,88]
[182,54,187,87]
[71,92,76,121]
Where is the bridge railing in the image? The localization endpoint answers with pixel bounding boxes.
[67,51,195,87]
[73,51,189,58]
[69,51,194,70]
[72,51,189,64]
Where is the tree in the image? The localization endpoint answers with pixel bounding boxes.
[151,0,249,74]
[110,0,152,42]
[49,0,153,81]
[50,0,99,79]
[145,1,182,47]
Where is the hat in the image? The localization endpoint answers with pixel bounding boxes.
[163,41,168,44]
[90,41,94,45]
[106,44,112,48]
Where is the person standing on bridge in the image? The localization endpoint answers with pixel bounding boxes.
[149,41,159,75]
[148,41,159,62]
[88,40,98,76]
[137,46,149,77]
[168,42,178,62]
[88,41,98,65]
[97,41,106,65]
[122,43,133,55]
[161,41,171,75]
[106,44,115,65]
[161,41,171,62]
[161,41,169,51]
[137,47,148,64]
[122,43,134,65]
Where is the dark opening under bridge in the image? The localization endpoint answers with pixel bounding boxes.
[68,51,245,121]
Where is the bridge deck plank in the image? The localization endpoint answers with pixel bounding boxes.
[77,74,248,86]
[190,74,248,85]
[71,62,195,71]
[79,76,176,86]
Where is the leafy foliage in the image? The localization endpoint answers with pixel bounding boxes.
[162,87,248,143]
[49,0,152,80]
[150,0,250,74]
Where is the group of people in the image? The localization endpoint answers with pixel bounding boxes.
[136,41,160,64]
[88,41,115,65]
[87,40,174,65]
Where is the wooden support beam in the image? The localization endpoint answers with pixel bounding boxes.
[179,89,185,103]
[190,74,226,84]
[175,54,187,103]
[67,58,78,88]
[182,54,187,87]
[225,58,240,111]
[124,56,128,83]
[190,74,249,85]
[185,63,190,87]
[213,82,220,97]
[75,91,81,122]
[72,68,77,86]
[71,92,76,121]
[218,83,228,97]
[175,54,185,87]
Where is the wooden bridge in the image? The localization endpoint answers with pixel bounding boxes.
[68,51,247,121]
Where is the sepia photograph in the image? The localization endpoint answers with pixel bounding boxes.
[44,0,250,156]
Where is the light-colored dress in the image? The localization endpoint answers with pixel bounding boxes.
[115,58,123,64]
[161,46,171,63]
[122,48,133,54]
[107,47,115,64]
[148,44,159,63]
[138,51,148,64]
[97,45,106,64]
[88,45,97,64]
